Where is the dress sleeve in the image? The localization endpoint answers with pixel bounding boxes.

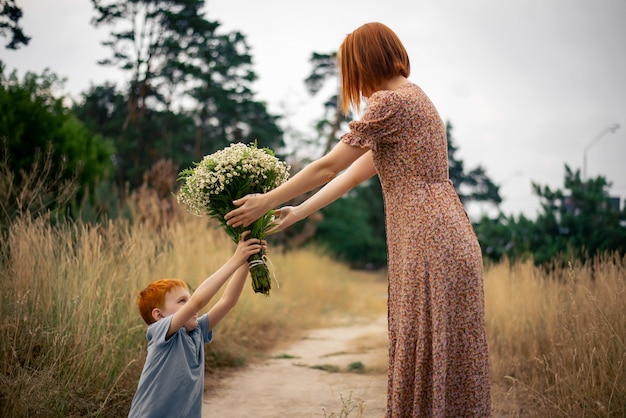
[341,90,401,152]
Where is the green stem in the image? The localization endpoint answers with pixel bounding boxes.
[248,250,271,296]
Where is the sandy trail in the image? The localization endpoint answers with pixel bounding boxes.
[202,316,389,417]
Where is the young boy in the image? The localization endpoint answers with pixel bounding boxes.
[128,231,263,418]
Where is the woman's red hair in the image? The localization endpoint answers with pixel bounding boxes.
[338,22,410,114]
[137,279,189,325]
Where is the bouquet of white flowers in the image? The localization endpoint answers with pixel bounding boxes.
[176,142,290,296]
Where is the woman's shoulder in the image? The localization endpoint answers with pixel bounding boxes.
[365,83,422,116]
[367,87,402,110]
[370,82,422,103]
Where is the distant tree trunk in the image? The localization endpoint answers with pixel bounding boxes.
[194,124,203,161]
[322,109,343,156]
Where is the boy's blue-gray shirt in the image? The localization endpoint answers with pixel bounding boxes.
[128,313,213,418]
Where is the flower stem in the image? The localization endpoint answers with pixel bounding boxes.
[248,251,271,296]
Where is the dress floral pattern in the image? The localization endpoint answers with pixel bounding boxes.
[342,83,491,417]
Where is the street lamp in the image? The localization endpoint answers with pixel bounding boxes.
[583,123,620,180]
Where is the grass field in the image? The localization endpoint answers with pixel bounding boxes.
[1,213,624,417]
[485,255,626,417]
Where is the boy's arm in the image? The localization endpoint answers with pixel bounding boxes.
[167,232,261,338]
[206,264,248,330]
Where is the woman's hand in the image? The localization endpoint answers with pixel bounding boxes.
[225,194,272,228]
[267,206,300,234]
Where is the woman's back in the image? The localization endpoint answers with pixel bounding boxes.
[342,82,491,417]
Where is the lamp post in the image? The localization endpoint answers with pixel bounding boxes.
[583,123,620,180]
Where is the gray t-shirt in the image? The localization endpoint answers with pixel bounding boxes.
[128,313,213,418]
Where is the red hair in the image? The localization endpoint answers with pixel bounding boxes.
[338,22,410,114]
[137,279,189,325]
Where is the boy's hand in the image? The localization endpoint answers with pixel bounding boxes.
[234,231,264,264]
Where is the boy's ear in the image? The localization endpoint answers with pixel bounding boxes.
[152,308,164,322]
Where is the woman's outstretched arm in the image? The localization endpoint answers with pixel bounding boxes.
[225,142,368,228]
[270,151,377,233]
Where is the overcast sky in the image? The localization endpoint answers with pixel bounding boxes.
[3,0,625,218]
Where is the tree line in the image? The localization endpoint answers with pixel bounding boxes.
[1,0,624,267]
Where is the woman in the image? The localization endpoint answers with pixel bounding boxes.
[225,22,491,417]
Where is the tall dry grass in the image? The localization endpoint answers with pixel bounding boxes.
[486,256,626,417]
[2,193,624,417]
[0,211,387,417]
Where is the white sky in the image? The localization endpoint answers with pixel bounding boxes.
[3,0,625,219]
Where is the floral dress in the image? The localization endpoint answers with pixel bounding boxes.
[342,83,491,417]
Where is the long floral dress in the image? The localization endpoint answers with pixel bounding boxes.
[342,83,491,417]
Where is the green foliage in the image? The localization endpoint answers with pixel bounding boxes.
[70,176,131,224]
[310,364,341,373]
[474,213,534,263]
[304,52,338,96]
[72,83,126,140]
[347,361,366,374]
[0,0,30,50]
[315,179,387,269]
[0,67,114,224]
[0,139,78,231]
[531,165,626,263]
[74,83,198,186]
[55,114,115,188]
[475,164,626,264]
[304,51,349,157]
[87,0,284,189]
[447,121,501,206]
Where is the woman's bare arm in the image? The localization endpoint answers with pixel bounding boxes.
[225,142,368,227]
[270,151,377,232]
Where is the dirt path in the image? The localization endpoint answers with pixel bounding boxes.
[202,316,389,417]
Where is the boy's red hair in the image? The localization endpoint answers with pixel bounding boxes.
[137,279,189,325]
[338,22,410,114]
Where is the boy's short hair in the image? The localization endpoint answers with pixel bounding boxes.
[138,279,189,325]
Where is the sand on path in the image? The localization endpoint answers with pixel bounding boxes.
[202,316,389,417]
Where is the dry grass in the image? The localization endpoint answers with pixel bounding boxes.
[486,255,626,417]
[1,199,624,417]
[0,210,387,417]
